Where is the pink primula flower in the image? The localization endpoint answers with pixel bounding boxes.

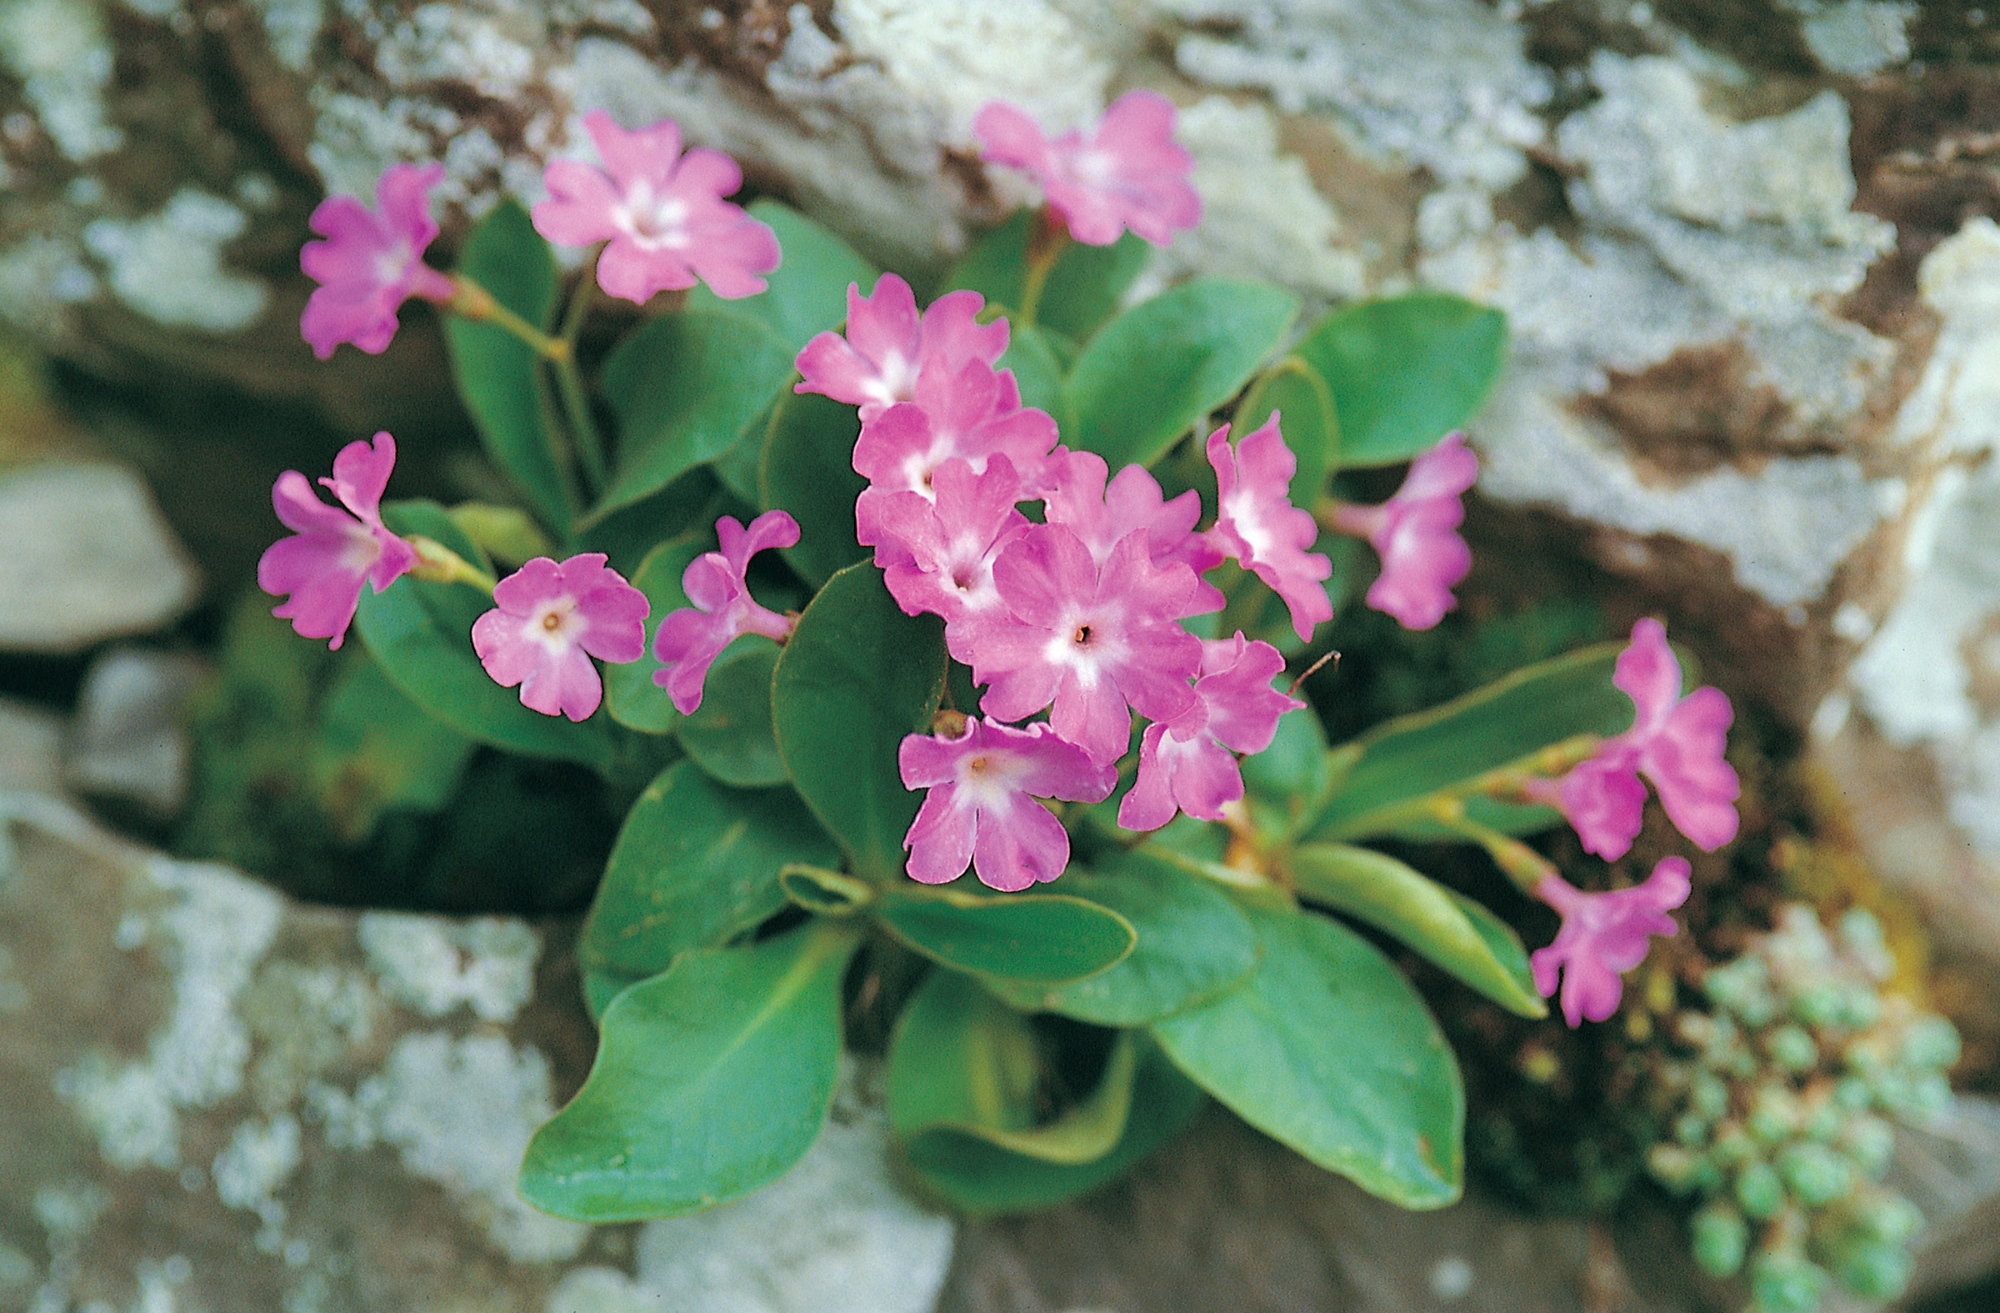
[1206,415,1334,642]
[795,274,1009,421]
[972,90,1201,247]
[258,431,416,650]
[1042,449,1225,610]
[1327,431,1478,631]
[472,554,650,722]
[1528,618,1740,861]
[871,456,1031,638]
[1531,857,1692,1027]
[533,110,780,303]
[300,163,455,359]
[1119,633,1304,830]
[899,718,1117,890]
[651,511,800,714]
[851,356,1058,509]
[965,524,1202,764]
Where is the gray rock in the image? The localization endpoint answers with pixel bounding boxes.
[0,463,199,654]
[63,646,208,818]
[0,698,64,795]
[0,794,959,1313]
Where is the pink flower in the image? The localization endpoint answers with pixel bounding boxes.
[963,524,1203,764]
[1531,857,1691,1027]
[851,356,1058,507]
[651,511,800,714]
[1042,449,1225,610]
[1327,431,1478,631]
[1529,619,1740,860]
[472,554,650,721]
[795,274,1009,421]
[899,718,1117,890]
[1206,415,1334,642]
[532,110,780,303]
[871,456,1031,636]
[300,163,455,360]
[972,90,1201,247]
[1119,633,1304,830]
[257,432,416,650]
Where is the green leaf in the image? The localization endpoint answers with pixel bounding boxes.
[1305,641,1631,842]
[520,922,860,1221]
[941,212,1153,343]
[1151,902,1464,1208]
[592,308,796,521]
[602,534,704,734]
[1287,843,1545,1017]
[999,321,1072,430]
[675,644,785,787]
[876,886,1135,985]
[354,502,613,769]
[1239,707,1334,845]
[580,759,839,980]
[778,863,876,915]
[575,468,720,576]
[690,200,879,351]
[1293,294,1506,468]
[896,1035,1205,1215]
[444,202,574,528]
[1233,355,1339,508]
[1063,280,1299,469]
[310,652,476,842]
[771,563,946,880]
[983,850,1259,1025]
[889,969,1134,1164]
[758,391,869,587]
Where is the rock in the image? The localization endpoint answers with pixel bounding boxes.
[63,646,208,818]
[0,698,64,795]
[0,794,959,1313]
[0,462,199,654]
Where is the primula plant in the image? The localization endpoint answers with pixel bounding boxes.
[261,91,1785,1235]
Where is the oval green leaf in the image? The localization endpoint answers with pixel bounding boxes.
[1238,706,1335,845]
[443,201,575,528]
[896,1036,1205,1216]
[520,922,859,1221]
[591,308,796,521]
[677,644,785,787]
[1293,293,1506,468]
[689,200,879,351]
[759,391,869,587]
[1233,354,1339,508]
[1150,902,1464,1208]
[1287,843,1545,1017]
[580,759,840,980]
[876,886,1135,986]
[941,211,1151,343]
[354,502,612,769]
[1305,641,1634,843]
[983,850,1259,1025]
[889,968,1136,1166]
[1063,280,1300,469]
[998,321,1072,430]
[771,563,946,881]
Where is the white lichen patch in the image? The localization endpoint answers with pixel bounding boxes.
[58,858,284,1171]
[251,0,329,73]
[372,2,544,100]
[545,1062,954,1313]
[1141,96,1364,302]
[305,90,463,210]
[0,0,121,160]
[213,1115,304,1212]
[81,190,270,333]
[1784,0,1917,75]
[1166,0,1551,191]
[1891,216,2000,456]
[0,235,99,343]
[330,1031,591,1263]
[356,913,540,1023]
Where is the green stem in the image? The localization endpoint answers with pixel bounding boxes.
[1017,206,1070,325]
[405,536,499,593]
[1421,805,1559,897]
[553,271,609,497]
[448,274,570,362]
[1340,733,1602,837]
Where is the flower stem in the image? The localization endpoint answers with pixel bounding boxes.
[1419,802,1559,896]
[553,271,610,497]
[1017,206,1070,325]
[405,535,498,593]
[1338,733,1602,837]
[447,274,571,363]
